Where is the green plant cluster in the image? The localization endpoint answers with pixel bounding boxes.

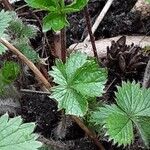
[25,0,89,31]
[8,14,39,62]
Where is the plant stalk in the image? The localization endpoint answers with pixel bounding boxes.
[60,28,67,63]
[84,6,99,62]
[2,0,13,10]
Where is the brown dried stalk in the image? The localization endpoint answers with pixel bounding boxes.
[84,6,99,62]
[0,38,104,150]
[1,0,13,10]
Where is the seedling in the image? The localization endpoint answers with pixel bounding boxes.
[25,0,89,32]
[90,81,150,148]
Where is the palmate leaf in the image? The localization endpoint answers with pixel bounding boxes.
[90,81,150,147]
[49,52,107,116]
[0,113,42,150]
[25,0,89,31]
[43,13,69,32]
[115,81,150,117]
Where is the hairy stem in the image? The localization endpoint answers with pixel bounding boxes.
[60,28,67,63]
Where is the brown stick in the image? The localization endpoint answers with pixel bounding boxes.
[84,6,99,62]
[0,38,51,89]
[0,38,104,150]
[2,0,13,10]
[72,116,105,150]
[60,28,67,63]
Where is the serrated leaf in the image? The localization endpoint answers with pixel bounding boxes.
[115,81,150,117]
[90,104,125,125]
[0,113,42,150]
[134,117,150,148]
[0,10,12,37]
[90,81,150,147]
[49,52,107,116]
[15,42,39,63]
[64,0,89,13]
[0,44,6,55]
[90,104,134,146]
[49,59,67,85]
[66,52,87,80]
[43,13,69,32]
[71,60,107,97]
[50,86,88,116]
[24,0,58,11]
[8,18,38,39]
[106,112,134,146]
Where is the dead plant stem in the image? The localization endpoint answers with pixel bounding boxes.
[60,28,67,62]
[2,0,13,10]
[84,6,99,62]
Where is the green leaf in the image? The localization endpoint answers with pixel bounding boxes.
[90,104,125,125]
[90,104,134,146]
[65,52,87,80]
[50,59,67,85]
[1,61,20,84]
[0,10,12,37]
[0,44,6,55]
[115,81,150,117]
[90,81,150,147]
[24,0,58,11]
[105,112,134,146]
[51,86,88,116]
[71,60,107,97]
[0,113,42,150]
[8,18,38,39]
[134,117,150,148]
[43,13,69,32]
[15,42,39,63]
[64,0,89,13]
[49,52,107,116]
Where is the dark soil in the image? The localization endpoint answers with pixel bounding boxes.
[1,0,150,150]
